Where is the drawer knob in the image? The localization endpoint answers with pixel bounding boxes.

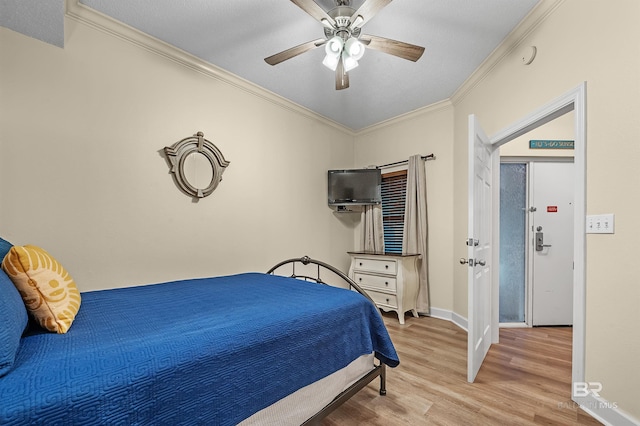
[386,298,390,303]
[385,281,389,286]
[385,265,389,269]
[359,277,362,281]
[359,262,363,266]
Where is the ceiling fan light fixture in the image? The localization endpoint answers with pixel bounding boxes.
[344,37,365,60]
[325,36,344,56]
[322,53,340,71]
[342,51,359,72]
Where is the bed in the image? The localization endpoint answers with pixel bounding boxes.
[0,255,399,425]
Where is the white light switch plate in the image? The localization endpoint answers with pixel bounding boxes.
[586,214,615,234]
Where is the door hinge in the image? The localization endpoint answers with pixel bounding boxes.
[466,238,479,247]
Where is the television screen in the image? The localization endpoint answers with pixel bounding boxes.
[328,169,382,206]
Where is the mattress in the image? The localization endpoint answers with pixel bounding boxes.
[0,272,398,425]
[241,353,375,425]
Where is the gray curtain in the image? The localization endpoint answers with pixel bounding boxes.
[361,204,385,252]
[402,154,430,314]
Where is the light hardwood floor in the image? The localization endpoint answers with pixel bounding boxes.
[322,313,601,425]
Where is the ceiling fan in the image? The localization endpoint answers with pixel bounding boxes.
[264,0,425,90]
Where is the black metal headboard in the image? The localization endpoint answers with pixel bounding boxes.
[267,255,376,306]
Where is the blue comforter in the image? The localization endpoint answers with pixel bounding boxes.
[0,273,399,425]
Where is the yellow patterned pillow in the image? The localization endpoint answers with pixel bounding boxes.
[1,245,81,334]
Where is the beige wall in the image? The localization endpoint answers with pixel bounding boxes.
[353,103,455,313]
[0,18,355,291]
[500,111,574,157]
[2,0,638,420]
[451,0,640,418]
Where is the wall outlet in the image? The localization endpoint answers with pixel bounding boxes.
[586,214,615,234]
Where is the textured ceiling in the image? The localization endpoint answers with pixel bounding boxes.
[3,0,540,131]
[0,0,64,47]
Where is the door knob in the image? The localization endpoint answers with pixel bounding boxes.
[460,258,486,267]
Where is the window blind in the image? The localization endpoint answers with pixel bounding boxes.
[381,170,407,253]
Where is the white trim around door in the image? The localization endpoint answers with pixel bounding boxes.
[487,82,586,400]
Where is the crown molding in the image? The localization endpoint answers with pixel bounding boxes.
[64,0,355,136]
[63,0,563,138]
[451,0,565,105]
[355,99,454,136]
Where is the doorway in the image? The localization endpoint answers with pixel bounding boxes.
[466,82,586,389]
[499,159,574,327]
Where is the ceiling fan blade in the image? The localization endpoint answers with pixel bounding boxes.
[335,56,349,90]
[350,0,393,28]
[265,38,327,66]
[290,0,335,27]
[360,34,425,62]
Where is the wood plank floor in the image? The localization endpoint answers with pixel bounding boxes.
[322,313,601,425]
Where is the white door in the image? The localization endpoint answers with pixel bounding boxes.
[466,115,495,383]
[531,162,574,326]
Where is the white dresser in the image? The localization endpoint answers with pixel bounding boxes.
[348,252,421,324]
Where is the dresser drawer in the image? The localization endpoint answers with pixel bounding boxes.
[367,290,398,309]
[353,257,397,275]
[354,272,397,293]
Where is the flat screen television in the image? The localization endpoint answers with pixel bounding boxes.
[328,168,381,206]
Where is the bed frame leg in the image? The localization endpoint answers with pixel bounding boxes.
[379,364,387,396]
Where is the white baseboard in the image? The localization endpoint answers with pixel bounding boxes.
[424,307,452,321]
[425,307,468,332]
[424,309,639,425]
[573,394,640,426]
[499,322,529,328]
[451,311,468,332]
